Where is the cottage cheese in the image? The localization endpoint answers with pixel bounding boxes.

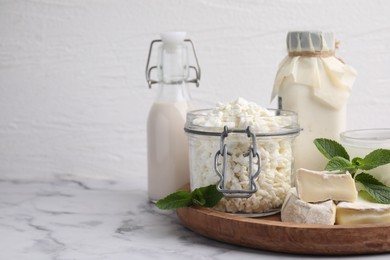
[187,98,297,214]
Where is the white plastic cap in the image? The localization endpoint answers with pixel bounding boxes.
[160,32,186,51]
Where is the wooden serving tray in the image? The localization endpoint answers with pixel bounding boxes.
[176,204,390,255]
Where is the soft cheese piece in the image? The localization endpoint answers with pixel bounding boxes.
[281,188,336,225]
[296,168,357,203]
[336,197,390,225]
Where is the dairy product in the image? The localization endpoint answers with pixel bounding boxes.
[277,82,350,172]
[272,31,357,172]
[281,188,336,225]
[185,98,300,214]
[295,168,357,203]
[336,197,390,224]
[147,101,191,202]
[278,84,347,171]
[146,32,200,203]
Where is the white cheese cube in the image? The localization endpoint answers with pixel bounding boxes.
[336,198,390,225]
[281,188,336,225]
[295,168,357,203]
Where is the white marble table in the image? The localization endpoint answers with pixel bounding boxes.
[0,174,388,260]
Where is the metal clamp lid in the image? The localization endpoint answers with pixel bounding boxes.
[145,39,201,88]
[214,126,261,198]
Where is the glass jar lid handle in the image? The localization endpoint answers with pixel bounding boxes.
[214,126,262,198]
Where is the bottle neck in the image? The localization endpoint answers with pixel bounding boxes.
[155,43,191,103]
[155,81,191,103]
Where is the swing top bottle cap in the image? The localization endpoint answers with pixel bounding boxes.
[161,32,186,50]
[287,31,335,52]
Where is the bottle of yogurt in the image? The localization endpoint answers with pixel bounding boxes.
[272,31,357,172]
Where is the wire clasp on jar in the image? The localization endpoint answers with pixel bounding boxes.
[214,126,261,198]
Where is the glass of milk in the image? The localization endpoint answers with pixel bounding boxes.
[340,129,390,186]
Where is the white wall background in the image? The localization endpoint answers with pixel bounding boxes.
[0,0,389,183]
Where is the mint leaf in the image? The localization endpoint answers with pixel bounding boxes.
[196,184,224,207]
[192,188,206,206]
[355,172,390,204]
[352,157,364,167]
[359,149,390,170]
[355,172,385,186]
[156,190,192,209]
[359,183,390,204]
[156,185,223,210]
[358,190,377,203]
[314,138,350,161]
[324,156,355,173]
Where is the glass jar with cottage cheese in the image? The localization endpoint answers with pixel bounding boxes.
[184,98,300,216]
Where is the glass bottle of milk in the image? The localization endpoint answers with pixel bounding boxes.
[145,32,201,203]
[272,31,357,172]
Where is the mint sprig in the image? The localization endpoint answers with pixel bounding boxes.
[355,173,390,204]
[194,185,224,207]
[156,184,223,210]
[156,190,193,209]
[314,138,350,161]
[325,156,356,173]
[314,138,390,204]
[359,149,390,170]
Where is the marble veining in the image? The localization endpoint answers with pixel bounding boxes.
[0,174,388,260]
